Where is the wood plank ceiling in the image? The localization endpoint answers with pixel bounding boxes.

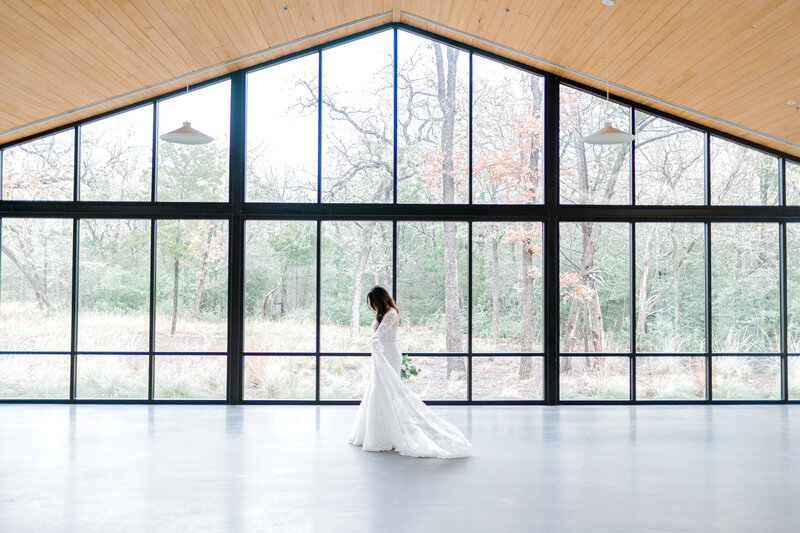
[0,0,798,157]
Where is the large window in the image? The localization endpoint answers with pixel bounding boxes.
[78,219,151,352]
[157,81,231,202]
[635,223,705,353]
[247,54,319,203]
[244,221,317,353]
[710,137,779,205]
[320,221,392,353]
[397,31,468,204]
[0,218,73,351]
[634,112,704,205]
[1,130,74,201]
[2,25,800,404]
[155,220,228,352]
[711,223,779,353]
[79,105,153,201]
[472,222,543,352]
[560,85,631,204]
[472,57,544,205]
[321,30,394,203]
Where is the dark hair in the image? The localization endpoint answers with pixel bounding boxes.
[367,286,400,325]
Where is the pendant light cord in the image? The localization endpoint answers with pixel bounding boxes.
[185,0,192,95]
[605,3,609,103]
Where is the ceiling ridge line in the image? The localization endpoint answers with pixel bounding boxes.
[399,10,800,152]
[0,9,393,140]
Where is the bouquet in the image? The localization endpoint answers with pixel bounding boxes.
[401,354,421,380]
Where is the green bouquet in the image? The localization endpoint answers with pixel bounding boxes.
[401,354,421,380]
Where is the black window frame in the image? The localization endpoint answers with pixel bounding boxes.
[1,22,799,405]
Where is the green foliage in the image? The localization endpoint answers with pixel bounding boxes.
[401,353,421,380]
[158,140,228,202]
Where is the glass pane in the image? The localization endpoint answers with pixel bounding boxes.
[155,220,228,352]
[472,356,543,400]
[320,356,370,400]
[80,105,152,201]
[78,219,150,351]
[321,30,393,203]
[472,222,542,352]
[559,85,631,204]
[244,221,316,352]
[711,356,780,400]
[786,161,800,205]
[634,112,704,205]
[76,354,148,399]
[788,356,800,399]
[787,224,800,351]
[0,354,70,399]
[559,356,630,400]
[397,30,468,204]
[157,80,230,202]
[1,130,73,201]
[636,356,705,400]
[635,223,705,352]
[154,355,226,399]
[710,137,778,205]
[711,223,779,353]
[472,55,544,204]
[560,222,630,352]
[0,218,72,350]
[246,54,318,202]
[404,356,467,400]
[398,221,467,353]
[244,356,315,400]
[320,221,392,352]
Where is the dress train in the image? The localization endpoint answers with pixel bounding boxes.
[348,309,471,459]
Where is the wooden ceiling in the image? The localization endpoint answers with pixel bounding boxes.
[1,0,799,157]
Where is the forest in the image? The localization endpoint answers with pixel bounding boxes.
[1,28,799,402]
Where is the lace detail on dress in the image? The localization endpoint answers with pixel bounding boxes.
[348,309,471,459]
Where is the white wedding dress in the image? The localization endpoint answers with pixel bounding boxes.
[348,309,472,458]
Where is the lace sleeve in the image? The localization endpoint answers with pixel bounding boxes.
[371,309,398,342]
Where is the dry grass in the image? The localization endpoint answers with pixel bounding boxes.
[559,357,630,400]
[636,357,705,400]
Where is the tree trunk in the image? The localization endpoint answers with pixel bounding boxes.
[261,265,290,319]
[561,222,603,353]
[520,223,535,379]
[379,223,392,288]
[435,44,465,378]
[171,258,180,335]
[350,221,377,337]
[193,226,216,319]
[672,231,681,328]
[635,225,657,337]
[444,221,464,377]
[519,76,543,378]
[491,232,500,346]
[0,243,49,309]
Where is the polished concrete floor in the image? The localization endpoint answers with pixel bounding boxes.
[1,405,799,532]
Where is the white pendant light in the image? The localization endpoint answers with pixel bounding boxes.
[160,121,213,145]
[160,1,213,145]
[583,123,635,145]
[583,0,635,145]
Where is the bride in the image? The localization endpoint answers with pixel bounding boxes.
[348,286,472,458]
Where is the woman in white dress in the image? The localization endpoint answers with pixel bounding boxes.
[348,286,472,459]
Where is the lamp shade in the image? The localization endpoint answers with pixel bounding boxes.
[159,122,213,145]
[582,123,635,145]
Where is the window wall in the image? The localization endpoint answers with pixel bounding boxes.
[1,24,799,403]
